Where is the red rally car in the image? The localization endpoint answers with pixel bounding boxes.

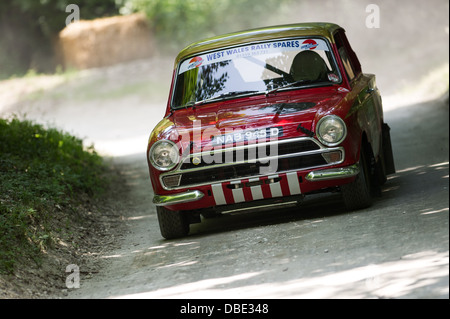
[147,23,395,239]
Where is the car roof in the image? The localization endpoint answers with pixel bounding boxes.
[175,22,343,65]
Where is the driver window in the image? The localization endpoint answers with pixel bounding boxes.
[338,46,355,81]
[334,30,360,84]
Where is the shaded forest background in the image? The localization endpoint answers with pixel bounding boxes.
[0,0,448,99]
[0,0,288,79]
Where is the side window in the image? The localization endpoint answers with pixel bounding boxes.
[338,46,355,81]
[334,30,361,84]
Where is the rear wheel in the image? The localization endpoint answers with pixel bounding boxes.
[156,206,190,239]
[341,147,373,210]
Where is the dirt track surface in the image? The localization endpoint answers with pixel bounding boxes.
[71,95,450,299]
[0,57,448,299]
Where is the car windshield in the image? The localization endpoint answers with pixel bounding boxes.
[171,37,341,109]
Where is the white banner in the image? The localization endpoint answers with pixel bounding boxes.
[178,38,329,74]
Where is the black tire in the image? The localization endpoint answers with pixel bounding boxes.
[341,147,373,211]
[156,206,189,239]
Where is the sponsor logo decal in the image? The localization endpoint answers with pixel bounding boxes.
[301,39,318,50]
[187,56,203,70]
[328,73,340,83]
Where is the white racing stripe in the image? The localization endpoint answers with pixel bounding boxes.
[268,174,283,198]
[286,172,301,195]
[212,172,301,206]
[211,183,227,205]
[230,181,245,203]
[249,178,264,201]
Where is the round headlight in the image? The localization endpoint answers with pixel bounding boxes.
[316,115,347,146]
[149,140,180,171]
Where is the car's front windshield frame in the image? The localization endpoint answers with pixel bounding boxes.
[170,36,341,110]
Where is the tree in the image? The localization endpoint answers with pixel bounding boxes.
[119,0,291,51]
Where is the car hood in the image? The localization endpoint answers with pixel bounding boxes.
[153,90,346,150]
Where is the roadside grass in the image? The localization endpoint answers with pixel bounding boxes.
[0,118,107,274]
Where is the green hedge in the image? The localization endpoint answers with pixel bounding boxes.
[120,0,292,50]
[0,118,106,273]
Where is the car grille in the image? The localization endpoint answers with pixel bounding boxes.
[179,154,327,186]
[160,137,343,189]
[180,138,320,170]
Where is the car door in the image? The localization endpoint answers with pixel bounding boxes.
[334,29,383,159]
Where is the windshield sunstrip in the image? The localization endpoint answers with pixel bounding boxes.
[171,37,340,109]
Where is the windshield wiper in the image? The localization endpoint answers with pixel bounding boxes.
[265,79,313,95]
[184,90,259,108]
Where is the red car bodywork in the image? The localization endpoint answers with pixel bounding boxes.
[147,23,395,238]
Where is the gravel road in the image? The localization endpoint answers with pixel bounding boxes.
[66,93,449,299]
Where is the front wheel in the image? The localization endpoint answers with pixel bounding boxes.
[156,206,190,239]
[341,148,373,211]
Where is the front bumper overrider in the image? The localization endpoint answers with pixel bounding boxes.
[153,190,204,206]
[305,163,359,181]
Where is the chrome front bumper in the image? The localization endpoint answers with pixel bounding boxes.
[153,190,204,206]
[153,164,359,206]
[305,163,359,181]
